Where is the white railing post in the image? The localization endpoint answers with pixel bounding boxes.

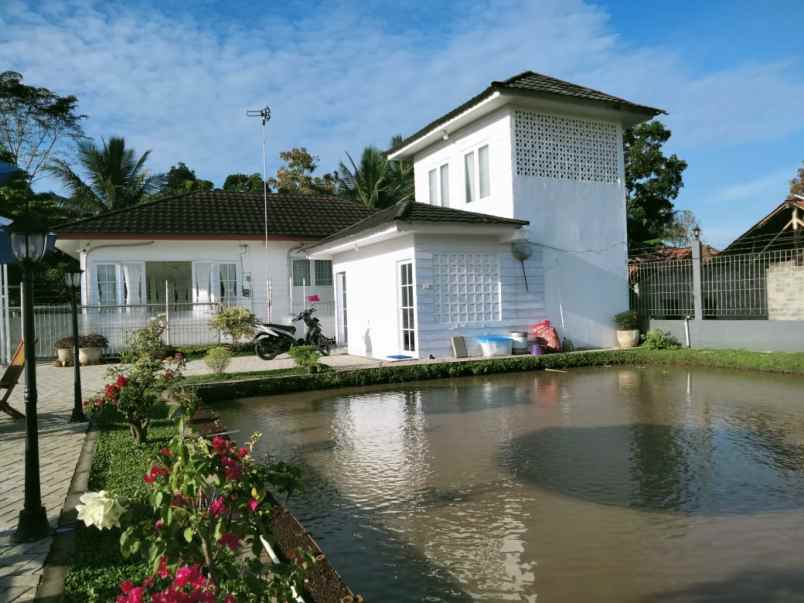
[164,280,171,346]
[691,231,703,320]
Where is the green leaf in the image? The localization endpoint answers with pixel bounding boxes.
[154,491,163,508]
[183,527,193,543]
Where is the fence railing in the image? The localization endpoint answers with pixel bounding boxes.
[5,299,337,361]
[630,244,804,321]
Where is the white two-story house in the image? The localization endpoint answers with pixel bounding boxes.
[305,71,662,357]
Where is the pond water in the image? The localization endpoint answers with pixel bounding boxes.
[219,367,804,602]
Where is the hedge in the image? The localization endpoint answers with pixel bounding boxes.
[183,348,804,404]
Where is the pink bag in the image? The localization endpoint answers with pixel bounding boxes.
[530,320,561,353]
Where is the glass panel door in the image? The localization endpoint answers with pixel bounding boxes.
[335,271,347,346]
[399,261,415,352]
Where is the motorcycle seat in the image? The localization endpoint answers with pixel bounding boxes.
[267,323,296,333]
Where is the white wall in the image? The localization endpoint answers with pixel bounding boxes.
[511,110,628,349]
[414,235,545,358]
[331,235,417,359]
[330,233,545,360]
[413,108,514,218]
[411,104,629,349]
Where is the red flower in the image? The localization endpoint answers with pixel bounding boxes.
[120,580,134,593]
[224,595,236,603]
[143,464,169,484]
[157,556,170,579]
[248,498,260,512]
[211,436,229,454]
[221,457,241,481]
[154,519,164,530]
[237,446,249,459]
[104,383,120,400]
[115,374,128,387]
[143,472,155,484]
[218,532,240,551]
[209,496,226,517]
[159,447,173,457]
[174,564,203,588]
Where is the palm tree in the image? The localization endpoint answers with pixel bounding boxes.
[336,137,414,209]
[48,137,162,215]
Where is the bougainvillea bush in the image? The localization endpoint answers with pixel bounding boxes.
[111,423,309,601]
[85,355,185,445]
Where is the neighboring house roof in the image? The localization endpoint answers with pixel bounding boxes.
[387,70,664,158]
[55,191,375,240]
[720,197,804,255]
[304,199,528,252]
[629,244,719,265]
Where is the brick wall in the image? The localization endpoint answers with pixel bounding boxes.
[767,263,804,320]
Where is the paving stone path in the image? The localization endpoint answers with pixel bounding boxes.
[0,352,376,602]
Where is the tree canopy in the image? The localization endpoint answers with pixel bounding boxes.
[624,120,687,249]
[336,137,414,208]
[161,162,214,195]
[0,71,85,180]
[48,136,163,214]
[790,163,804,198]
[222,173,266,193]
[268,147,335,194]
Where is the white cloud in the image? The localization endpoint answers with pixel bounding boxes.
[2,0,803,195]
[713,167,796,204]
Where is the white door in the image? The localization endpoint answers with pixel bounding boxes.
[335,271,347,346]
[399,261,416,353]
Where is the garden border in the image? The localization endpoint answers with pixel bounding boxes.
[184,348,804,403]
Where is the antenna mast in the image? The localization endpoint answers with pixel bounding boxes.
[246,106,271,248]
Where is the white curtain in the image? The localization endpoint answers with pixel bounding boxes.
[122,263,144,306]
[194,262,212,303]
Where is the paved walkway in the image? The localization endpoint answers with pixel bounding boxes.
[0,351,375,602]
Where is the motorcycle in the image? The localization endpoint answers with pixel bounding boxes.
[253,307,332,360]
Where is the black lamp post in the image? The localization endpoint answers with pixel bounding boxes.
[11,221,51,542]
[65,268,86,423]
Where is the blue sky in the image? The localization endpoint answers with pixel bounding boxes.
[2,0,803,247]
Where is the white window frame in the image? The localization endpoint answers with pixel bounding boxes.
[427,162,450,207]
[192,261,238,305]
[91,261,146,307]
[464,143,491,203]
[397,259,417,354]
[95,263,120,306]
[313,260,333,286]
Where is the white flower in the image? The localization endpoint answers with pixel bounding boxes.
[76,490,125,530]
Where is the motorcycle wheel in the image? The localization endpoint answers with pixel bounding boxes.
[255,338,280,360]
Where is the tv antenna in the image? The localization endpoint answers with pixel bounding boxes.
[246,106,271,248]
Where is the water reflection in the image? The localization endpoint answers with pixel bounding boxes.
[220,367,804,602]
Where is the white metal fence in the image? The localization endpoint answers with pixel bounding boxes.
[630,247,804,320]
[2,300,337,362]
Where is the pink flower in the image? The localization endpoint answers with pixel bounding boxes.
[248,498,260,512]
[237,446,249,459]
[174,564,201,587]
[218,532,240,551]
[127,587,144,603]
[211,436,229,454]
[154,519,164,530]
[222,457,241,481]
[120,580,134,593]
[209,496,226,517]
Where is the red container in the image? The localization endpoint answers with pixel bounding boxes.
[530,320,560,353]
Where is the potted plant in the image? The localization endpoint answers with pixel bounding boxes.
[55,336,76,367]
[78,334,108,365]
[613,310,640,348]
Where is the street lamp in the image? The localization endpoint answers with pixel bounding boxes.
[11,220,51,542]
[64,268,86,423]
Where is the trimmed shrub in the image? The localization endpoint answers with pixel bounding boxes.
[209,306,257,347]
[122,319,166,362]
[203,346,232,375]
[614,310,639,330]
[642,329,681,350]
[288,345,325,374]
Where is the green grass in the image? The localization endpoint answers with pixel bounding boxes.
[183,348,804,404]
[182,366,304,385]
[64,420,174,603]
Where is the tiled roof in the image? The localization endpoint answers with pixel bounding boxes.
[388,70,664,156]
[55,191,375,239]
[307,199,528,249]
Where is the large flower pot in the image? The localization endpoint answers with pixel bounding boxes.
[616,329,640,349]
[56,347,73,367]
[79,346,103,365]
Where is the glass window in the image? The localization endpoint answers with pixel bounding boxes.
[432,253,500,324]
[428,169,438,205]
[218,263,237,303]
[399,262,415,352]
[478,145,490,198]
[439,164,450,207]
[96,264,118,306]
[292,259,310,286]
[314,260,332,286]
[464,151,475,203]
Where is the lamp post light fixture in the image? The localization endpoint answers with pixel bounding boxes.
[692,226,701,241]
[64,268,86,423]
[11,222,51,542]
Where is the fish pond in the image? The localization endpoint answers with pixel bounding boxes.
[219,366,804,602]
